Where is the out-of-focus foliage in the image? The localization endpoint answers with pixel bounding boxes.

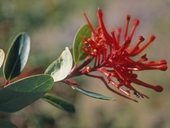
[43,93,75,113]
[0,0,103,67]
[0,0,102,34]
[0,120,17,128]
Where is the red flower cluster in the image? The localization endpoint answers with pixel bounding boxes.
[81,9,167,102]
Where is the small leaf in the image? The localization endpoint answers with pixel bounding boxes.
[73,86,112,100]
[0,120,17,128]
[73,24,91,64]
[3,32,30,80]
[0,74,54,112]
[43,93,75,113]
[45,47,73,82]
[0,49,5,68]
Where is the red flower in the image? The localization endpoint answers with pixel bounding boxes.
[80,9,167,102]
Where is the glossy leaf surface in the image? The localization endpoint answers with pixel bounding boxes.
[0,74,54,112]
[3,32,30,80]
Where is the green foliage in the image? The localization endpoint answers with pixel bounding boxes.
[0,32,76,114]
[45,47,73,82]
[72,24,91,64]
[3,33,30,80]
[43,93,75,113]
[0,74,54,112]
[73,86,112,100]
[0,120,17,128]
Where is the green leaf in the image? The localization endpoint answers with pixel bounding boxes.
[73,86,112,100]
[73,24,91,64]
[0,49,5,68]
[0,120,17,128]
[0,74,54,112]
[3,32,30,80]
[43,93,75,113]
[45,47,73,82]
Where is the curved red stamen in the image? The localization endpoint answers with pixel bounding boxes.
[79,9,167,101]
[124,15,131,40]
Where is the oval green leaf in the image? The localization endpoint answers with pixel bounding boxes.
[0,120,17,128]
[72,24,91,64]
[45,47,73,82]
[0,49,5,68]
[0,74,54,112]
[3,32,30,80]
[73,86,112,100]
[43,93,75,113]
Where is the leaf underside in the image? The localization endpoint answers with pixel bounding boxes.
[45,47,73,82]
[0,120,17,128]
[73,86,112,100]
[0,49,5,68]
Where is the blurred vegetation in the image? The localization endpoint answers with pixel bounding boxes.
[0,0,170,128]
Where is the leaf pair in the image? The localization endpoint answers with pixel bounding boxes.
[44,48,75,113]
[0,33,48,113]
[0,33,75,113]
[0,73,75,113]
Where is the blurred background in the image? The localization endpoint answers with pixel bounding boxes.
[0,0,170,128]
